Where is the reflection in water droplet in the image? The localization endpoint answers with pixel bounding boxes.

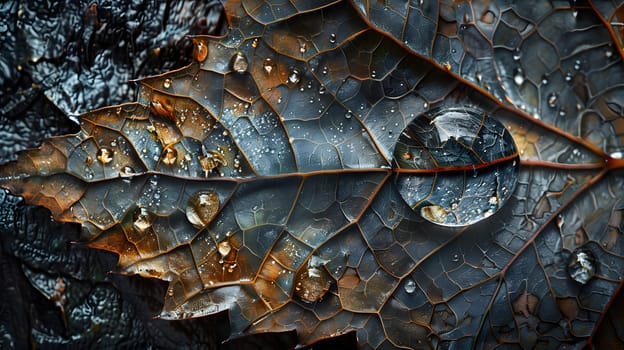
[294,266,330,303]
[162,147,177,165]
[567,247,596,284]
[120,165,136,177]
[573,60,581,70]
[393,107,519,226]
[565,72,573,82]
[329,33,336,44]
[231,52,248,73]
[186,191,220,228]
[218,240,231,257]
[196,41,208,62]
[163,78,172,89]
[513,67,524,86]
[404,278,416,294]
[263,58,275,75]
[513,48,521,61]
[547,93,558,108]
[288,67,301,85]
[96,148,113,164]
[133,207,153,232]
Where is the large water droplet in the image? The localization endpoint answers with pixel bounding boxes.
[294,265,330,303]
[231,52,248,73]
[393,107,519,227]
[567,247,595,284]
[404,278,416,294]
[185,191,220,228]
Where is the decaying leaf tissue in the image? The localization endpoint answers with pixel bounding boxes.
[1,0,624,348]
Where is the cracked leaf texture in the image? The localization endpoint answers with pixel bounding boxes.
[2,0,624,348]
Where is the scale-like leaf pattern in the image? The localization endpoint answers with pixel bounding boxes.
[1,0,624,348]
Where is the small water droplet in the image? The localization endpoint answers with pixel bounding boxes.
[163,78,172,89]
[263,58,276,75]
[162,147,177,165]
[218,241,231,257]
[329,33,336,44]
[541,74,548,85]
[186,191,220,228]
[573,59,581,71]
[345,111,353,119]
[133,207,153,232]
[231,52,248,73]
[512,48,521,61]
[513,67,524,86]
[119,166,136,177]
[319,86,326,95]
[547,92,558,108]
[196,41,208,62]
[96,148,113,164]
[565,72,573,82]
[605,49,613,58]
[288,67,301,85]
[404,278,416,294]
[452,254,459,262]
[567,247,595,284]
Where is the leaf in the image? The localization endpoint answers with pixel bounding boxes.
[1,0,624,348]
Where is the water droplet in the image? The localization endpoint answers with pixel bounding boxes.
[263,58,276,75]
[513,48,521,61]
[299,40,307,54]
[288,67,301,85]
[329,33,336,44]
[162,147,177,165]
[605,49,613,58]
[547,92,558,108]
[573,59,581,71]
[196,40,208,62]
[185,191,220,228]
[319,86,326,95]
[218,240,231,257]
[96,148,113,164]
[163,78,172,89]
[513,67,524,86]
[119,165,136,177]
[610,151,623,159]
[394,107,519,227]
[133,207,153,232]
[404,278,416,294]
[541,74,548,85]
[567,247,595,284]
[345,111,353,119]
[231,52,248,73]
[565,72,573,82]
[294,266,330,303]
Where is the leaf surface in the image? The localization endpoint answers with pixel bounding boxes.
[1,0,624,348]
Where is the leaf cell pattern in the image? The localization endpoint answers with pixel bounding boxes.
[1,0,624,348]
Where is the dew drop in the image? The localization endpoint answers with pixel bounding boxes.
[163,78,172,89]
[565,72,573,81]
[404,278,416,294]
[133,207,153,232]
[547,92,558,108]
[512,48,521,61]
[319,86,326,95]
[393,107,519,227]
[119,165,136,177]
[263,58,276,75]
[288,67,301,85]
[185,191,220,228]
[96,148,113,164]
[573,59,581,71]
[231,52,248,73]
[162,147,177,165]
[605,49,613,58]
[567,247,596,284]
[329,33,336,44]
[345,111,353,119]
[218,240,231,257]
[541,74,548,85]
[196,41,208,62]
[294,266,330,303]
[513,67,524,86]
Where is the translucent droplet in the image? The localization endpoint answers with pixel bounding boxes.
[567,247,596,284]
[217,240,231,257]
[541,74,548,85]
[512,48,521,61]
[231,52,248,73]
[547,92,558,108]
[196,40,208,62]
[163,78,172,89]
[96,148,113,164]
[288,67,301,85]
[162,147,177,166]
[513,67,524,86]
[294,266,330,303]
[186,191,220,228]
[565,72,573,81]
[605,49,613,58]
[329,33,336,44]
[133,207,152,232]
[119,165,136,177]
[263,58,276,75]
[393,107,519,227]
[345,111,353,119]
[573,59,581,71]
[404,278,416,294]
[319,86,326,95]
